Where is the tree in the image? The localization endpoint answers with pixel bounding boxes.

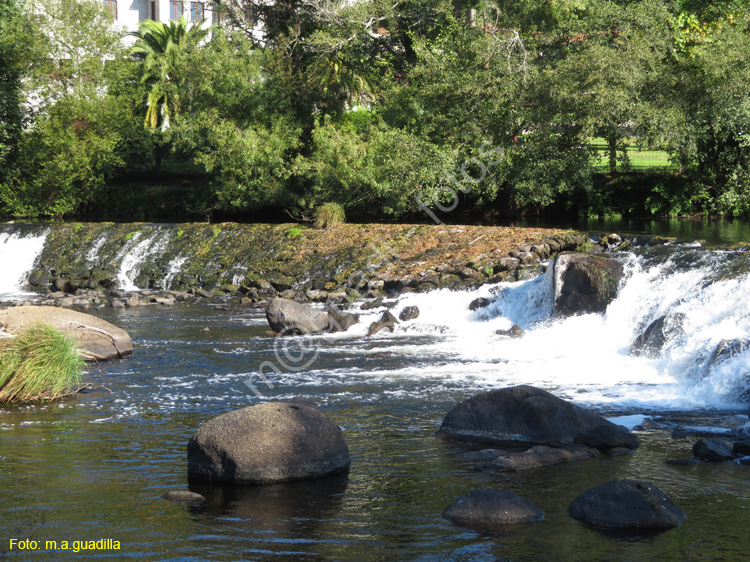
[0,0,26,187]
[129,16,212,129]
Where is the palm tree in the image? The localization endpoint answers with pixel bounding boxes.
[129,15,212,129]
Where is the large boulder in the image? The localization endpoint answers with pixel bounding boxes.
[553,253,624,316]
[568,480,686,530]
[438,385,638,452]
[442,490,544,527]
[266,298,330,334]
[187,402,350,484]
[0,305,132,361]
[629,313,686,357]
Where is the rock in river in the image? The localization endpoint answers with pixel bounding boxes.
[443,490,544,528]
[553,253,624,316]
[266,298,330,334]
[187,402,350,484]
[568,480,686,530]
[438,385,638,452]
[0,305,132,361]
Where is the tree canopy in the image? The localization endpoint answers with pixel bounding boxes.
[2,0,750,222]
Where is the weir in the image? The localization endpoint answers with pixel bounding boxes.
[0,222,749,407]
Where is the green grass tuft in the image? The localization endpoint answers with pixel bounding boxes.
[0,323,85,403]
[314,202,346,229]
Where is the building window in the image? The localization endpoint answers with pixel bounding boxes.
[104,0,117,19]
[150,0,157,20]
[169,0,184,21]
[190,2,204,21]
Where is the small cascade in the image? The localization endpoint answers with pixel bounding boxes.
[345,247,750,410]
[161,255,188,290]
[116,230,172,291]
[0,230,48,298]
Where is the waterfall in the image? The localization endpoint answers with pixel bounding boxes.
[116,230,171,291]
[344,248,750,410]
[0,230,48,298]
[161,255,187,290]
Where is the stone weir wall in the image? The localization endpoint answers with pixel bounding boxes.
[5,222,592,307]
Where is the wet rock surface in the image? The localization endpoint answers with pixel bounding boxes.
[568,480,686,530]
[443,490,544,527]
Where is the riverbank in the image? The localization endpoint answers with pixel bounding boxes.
[3,222,593,309]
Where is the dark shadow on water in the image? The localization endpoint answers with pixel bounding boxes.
[187,471,350,530]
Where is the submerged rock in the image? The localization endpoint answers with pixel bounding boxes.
[266,298,330,334]
[482,444,599,472]
[187,402,350,484]
[438,385,638,452]
[161,491,205,503]
[630,313,686,358]
[443,490,544,527]
[0,305,132,361]
[568,480,686,530]
[553,253,624,316]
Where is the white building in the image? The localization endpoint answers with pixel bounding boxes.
[102,0,220,31]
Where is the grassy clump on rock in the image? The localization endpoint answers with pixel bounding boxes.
[0,323,85,403]
[314,203,346,229]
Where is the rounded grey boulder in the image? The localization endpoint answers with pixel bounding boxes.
[443,490,544,527]
[187,402,350,484]
[568,480,686,530]
[0,305,132,361]
[266,298,330,334]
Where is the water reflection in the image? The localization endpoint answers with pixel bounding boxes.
[188,472,349,532]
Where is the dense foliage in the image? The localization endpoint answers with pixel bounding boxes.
[1,0,749,221]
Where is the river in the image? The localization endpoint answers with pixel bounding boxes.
[0,225,749,561]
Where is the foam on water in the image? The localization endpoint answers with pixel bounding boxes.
[339,249,750,412]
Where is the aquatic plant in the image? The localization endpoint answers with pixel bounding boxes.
[0,323,85,403]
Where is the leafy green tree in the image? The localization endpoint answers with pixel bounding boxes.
[129,16,213,129]
[0,0,26,187]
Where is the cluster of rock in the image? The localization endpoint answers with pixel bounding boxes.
[667,437,750,466]
[437,386,687,531]
[15,233,594,313]
[181,384,687,533]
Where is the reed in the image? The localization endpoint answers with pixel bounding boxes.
[0,323,85,403]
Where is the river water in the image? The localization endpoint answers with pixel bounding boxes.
[1,230,750,561]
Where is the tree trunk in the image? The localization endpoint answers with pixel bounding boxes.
[608,135,617,175]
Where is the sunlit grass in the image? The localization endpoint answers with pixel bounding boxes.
[0,323,85,403]
[589,137,677,172]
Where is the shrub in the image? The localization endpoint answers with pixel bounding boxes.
[0,323,85,403]
[314,202,346,229]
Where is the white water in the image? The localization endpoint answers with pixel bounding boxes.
[338,250,750,413]
[116,230,171,290]
[161,255,188,290]
[0,230,48,298]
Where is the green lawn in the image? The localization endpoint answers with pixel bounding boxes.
[589,137,677,172]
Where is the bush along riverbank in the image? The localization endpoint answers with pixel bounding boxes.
[2,222,599,310]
